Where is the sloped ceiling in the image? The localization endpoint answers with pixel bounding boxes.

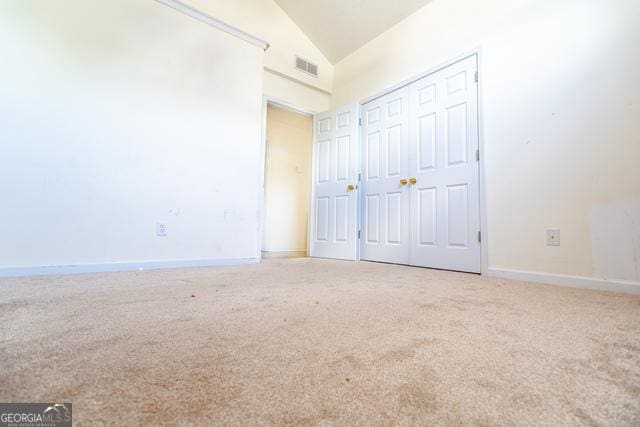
[274,0,433,63]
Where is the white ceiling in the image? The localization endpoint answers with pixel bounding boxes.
[274,0,433,64]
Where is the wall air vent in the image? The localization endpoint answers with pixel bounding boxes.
[295,55,318,78]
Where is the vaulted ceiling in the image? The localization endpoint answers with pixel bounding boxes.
[274,0,433,64]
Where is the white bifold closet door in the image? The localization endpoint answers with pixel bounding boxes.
[309,104,359,260]
[360,87,411,265]
[361,54,481,273]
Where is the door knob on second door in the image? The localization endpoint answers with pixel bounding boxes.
[409,177,417,185]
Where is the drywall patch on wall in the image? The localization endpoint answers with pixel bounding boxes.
[590,199,640,282]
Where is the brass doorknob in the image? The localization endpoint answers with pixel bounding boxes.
[400,178,408,186]
[409,177,417,185]
[347,184,355,191]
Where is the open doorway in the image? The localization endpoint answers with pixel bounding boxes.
[261,103,313,259]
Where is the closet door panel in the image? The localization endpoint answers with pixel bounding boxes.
[408,55,481,273]
[360,88,410,264]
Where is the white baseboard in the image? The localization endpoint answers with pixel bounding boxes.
[261,248,307,253]
[487,268,640,295]
[261,250,307,259]
[0,257,260,278]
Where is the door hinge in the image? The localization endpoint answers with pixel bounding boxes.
[358,117,362,126]
[476,149,480,162]
[358,230,361,239]
[478,231,481,243]
[358,172,362,182]
[474,71,478,83]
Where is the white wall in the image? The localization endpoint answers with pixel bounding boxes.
[263,105,312,253]
[0,0,265,272]
[264,70,330,114]
[332,0,640,284]
[187,0,333,115]
[186,0,333,94]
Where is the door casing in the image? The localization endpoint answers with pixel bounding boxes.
[258,96,316,260]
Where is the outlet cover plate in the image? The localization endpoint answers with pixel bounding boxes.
[157,221,168,237]
[546,228,560,246]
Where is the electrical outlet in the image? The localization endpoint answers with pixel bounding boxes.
[546,228,560,246]
[157,221,168,237]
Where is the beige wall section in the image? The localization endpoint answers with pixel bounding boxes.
[332,0,640,283]
[185,0,333,93]
[263,105,313,253]
[264,69,330,113]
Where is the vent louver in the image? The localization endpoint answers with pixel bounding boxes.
[306,62,318,76]
[295,55,318,77]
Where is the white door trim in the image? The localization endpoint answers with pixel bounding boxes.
[357,48,488,274]
[258,96,317,260]
[360,49,481,104]
[475,48,490,276]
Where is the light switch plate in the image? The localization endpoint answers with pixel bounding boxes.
[546,228,560,246]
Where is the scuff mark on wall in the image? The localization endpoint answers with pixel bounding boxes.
[589,199,640,282]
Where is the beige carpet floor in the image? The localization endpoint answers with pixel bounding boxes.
[1,258,639,426]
